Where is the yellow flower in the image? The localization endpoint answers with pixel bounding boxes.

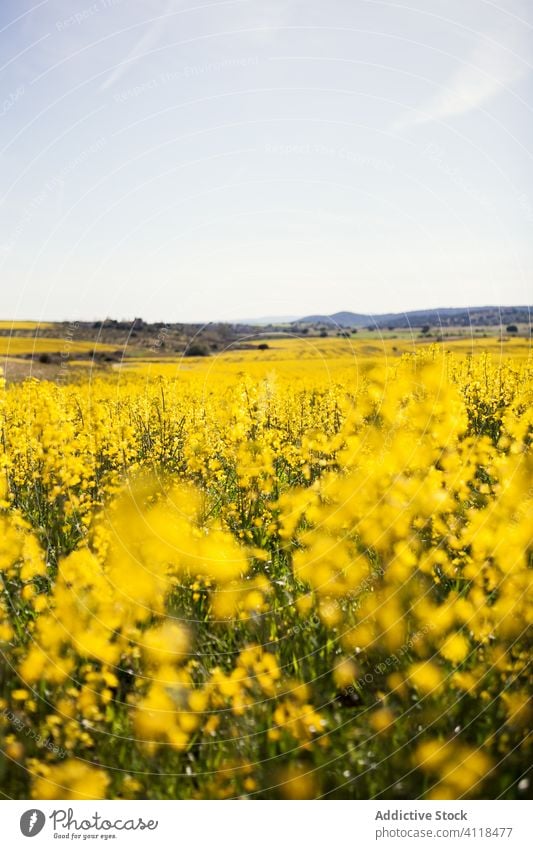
[408,662,444,694]
[440,633,470,665]
[332,657,358,689]
[370,708,395,733]
[280,764,319,800]
[11,689,30,701]
[32,761,109,800]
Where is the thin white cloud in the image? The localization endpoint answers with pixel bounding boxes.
[99,0,178,91]
[394,28,530,131]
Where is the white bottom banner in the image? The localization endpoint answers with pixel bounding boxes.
[1,800,529,848]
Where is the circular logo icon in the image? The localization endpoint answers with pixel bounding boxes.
[20,810,46,837]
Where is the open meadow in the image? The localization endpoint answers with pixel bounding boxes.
[0,332,531,799]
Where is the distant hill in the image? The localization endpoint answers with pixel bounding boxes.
[237,315,300,325]
[299,306,532,328]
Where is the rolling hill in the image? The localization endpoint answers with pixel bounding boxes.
[299,306,532,328]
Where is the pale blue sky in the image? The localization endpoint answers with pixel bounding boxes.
[1,0,531,322]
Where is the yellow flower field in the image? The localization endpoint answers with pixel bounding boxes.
[0,322,53,331]
[0,337,116,356]
[0,339,531,799]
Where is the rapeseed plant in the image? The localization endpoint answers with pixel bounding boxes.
[0,344,531,798]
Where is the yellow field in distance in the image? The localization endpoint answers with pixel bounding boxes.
[116,335,532,383]
[0,337,116,356]
[0,321,54,330]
